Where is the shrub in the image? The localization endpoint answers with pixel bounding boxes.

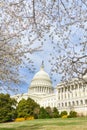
[52,107,60,118]
[60,111,68,118]
[62,115,68,119]
[15,116,34,122]
[14,118,25,122]
[25,116,34,120]
[45,107,53,118]
[68,111,77,118]
[38,107,50,119]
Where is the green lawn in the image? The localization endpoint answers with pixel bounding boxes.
[0,117,87,130]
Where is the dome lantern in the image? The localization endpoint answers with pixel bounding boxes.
[40,61,44,71]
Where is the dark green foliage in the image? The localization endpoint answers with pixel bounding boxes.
[38,107,50,119]
[33,106,40,119]
[38,107,60,119]
[68,111,77,118]
[16,98,40,118]
[60,111,68,117]
[0,93,78,122]
[16,99,27,117]
[52,107,60,118]
[45,106,53,118]
[0,93,17,123]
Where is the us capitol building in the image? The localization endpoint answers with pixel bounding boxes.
[12,62,87,116]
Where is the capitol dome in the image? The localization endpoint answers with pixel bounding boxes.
[28,62,53,95]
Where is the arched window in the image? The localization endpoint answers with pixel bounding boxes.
[72,101,75,106]
[76,100,79,105]
[62,103,64,107]
[80,100,83,105]
[65,102,67,107]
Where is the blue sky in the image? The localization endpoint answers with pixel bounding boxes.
[18,19,87,94]
[19,36,61,94]
[1,0,86,95]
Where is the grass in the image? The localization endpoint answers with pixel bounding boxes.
[0,117,87,130]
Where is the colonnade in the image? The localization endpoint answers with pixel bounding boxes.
[58,99,87,108]
[57,82,87,100]
[29,86,53,94]
[57,81,87,110]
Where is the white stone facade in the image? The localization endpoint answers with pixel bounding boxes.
[56,80,87,116]
[12,63,87,116]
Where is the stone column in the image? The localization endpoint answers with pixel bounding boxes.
[60,88,62,100]
[41,86,42,92]
[47,87,48,93]
[64,87,65,99]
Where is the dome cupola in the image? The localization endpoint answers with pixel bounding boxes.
[28,61,53,95]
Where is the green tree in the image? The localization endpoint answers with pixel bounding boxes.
[45,106,53,118]
[38,107,50,119]
[0,93,17,123]
[33,107,40,119]
[17,98,40,118]
[52,107,60,118]
[26,98,40,117]
[68,111,77,118]
[16,99,27,118]
[60,111,68,117]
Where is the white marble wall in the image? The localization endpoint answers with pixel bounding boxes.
[56,81,87,115]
